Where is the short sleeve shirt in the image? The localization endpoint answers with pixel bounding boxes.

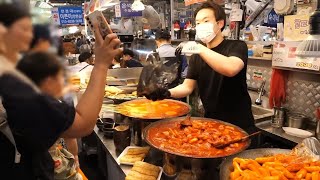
[186,39,254,130]
[0,74,75,179]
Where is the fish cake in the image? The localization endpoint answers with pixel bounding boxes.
[132,166,159,177]
[127,170,156,180]
[126,147,150,155]
[120,154,145,163]
[134,161,160,173]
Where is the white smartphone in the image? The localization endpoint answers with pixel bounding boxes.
[85,10,112,38]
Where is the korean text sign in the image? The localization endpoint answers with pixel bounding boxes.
[58,6,84,25]
[284,14,310,41]
[119,2,142,17]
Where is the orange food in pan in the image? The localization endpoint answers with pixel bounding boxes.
[116,99,190,119]
[230,155,320,180]
[147,119,248,158]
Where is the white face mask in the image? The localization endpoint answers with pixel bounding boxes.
[196,23,216,44]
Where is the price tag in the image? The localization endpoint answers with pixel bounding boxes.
[296,57,320,71]
[230,8,243,22]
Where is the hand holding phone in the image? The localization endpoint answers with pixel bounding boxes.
[85,10,112,39]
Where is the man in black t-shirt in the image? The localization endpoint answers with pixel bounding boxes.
[145,1,254,131]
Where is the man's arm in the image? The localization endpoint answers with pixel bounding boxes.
[169,79,196,98]
[62,26,122,138]
[197,44,244,77]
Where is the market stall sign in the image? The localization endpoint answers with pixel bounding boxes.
[51,8,60,26]
[184,0,206,6]
[58,6,84,26]
[229,3,243,22]
[272,41,320,71]
[115,2,142,18]
[284,14,310,41]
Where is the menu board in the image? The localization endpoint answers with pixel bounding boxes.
[284,14,310,41]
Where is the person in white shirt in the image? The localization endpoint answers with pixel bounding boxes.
[68,52,94,74]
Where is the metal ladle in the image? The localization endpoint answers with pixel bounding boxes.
[180,114,192,129]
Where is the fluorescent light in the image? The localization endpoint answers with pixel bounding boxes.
[100,1,120,10]
[69,26,79,34]
[131,0,145,11]
[35,1,53,9]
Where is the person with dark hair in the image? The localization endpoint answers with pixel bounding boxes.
[122,49,143,68]
[30,24,52,53]
[0,3,33,64]
[79,52,94,65]
[145,1,254,132]
[68,52,94,74]
[17,53,64,95]
[0,3,123,179]
[79,39,91,54]
[155,29,173,57]
[17,52,81,179]
[155,29,188,81]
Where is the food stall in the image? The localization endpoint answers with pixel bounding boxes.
[63,0,320,179]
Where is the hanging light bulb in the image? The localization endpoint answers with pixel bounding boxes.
[131,0,145,11]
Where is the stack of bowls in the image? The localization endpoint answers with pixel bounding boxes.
[96,118,105,131]
[102,118,115,138]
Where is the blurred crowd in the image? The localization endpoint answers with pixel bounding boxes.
[0,2,122,180]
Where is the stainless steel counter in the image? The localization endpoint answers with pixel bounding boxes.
[94,126,132,176]
[255,120,314,144]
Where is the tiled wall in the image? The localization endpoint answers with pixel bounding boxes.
[247,59,320,122]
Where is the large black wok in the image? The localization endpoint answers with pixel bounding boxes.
[219,148,291,180]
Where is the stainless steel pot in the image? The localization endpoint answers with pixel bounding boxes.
[143,117,251,180]
[286,113,308,129]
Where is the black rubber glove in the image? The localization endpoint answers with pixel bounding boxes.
[145,88,171,101]
[175,41,188,57]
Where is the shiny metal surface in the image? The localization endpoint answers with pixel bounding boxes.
[316,121,320,140]
[131,38,157,63]
[271,107,286,128]
[255,120,311,144]
[255,80,266,105]
[251,105,273,121]
[143,117,250,159]
[219,148,291,180]
[107,67,143,79]
[287,113,308,129]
